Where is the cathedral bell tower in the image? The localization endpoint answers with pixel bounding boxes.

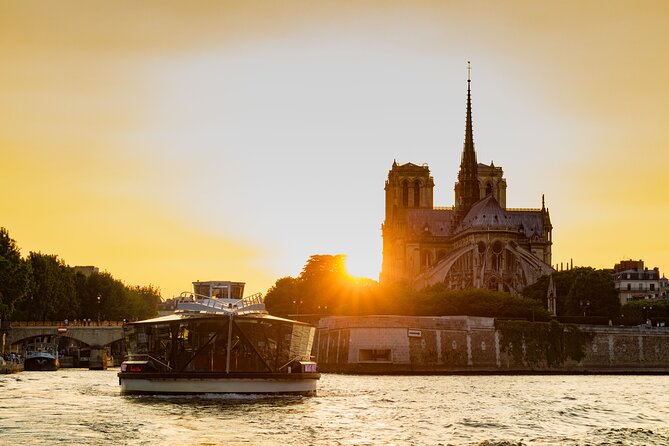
[380,160,434,284]
[454,62,479,217]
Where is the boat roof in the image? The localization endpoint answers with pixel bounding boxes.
[126,312,312,326]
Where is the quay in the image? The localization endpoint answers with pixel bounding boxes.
[2,321,125,370]
[1,358,23,374]
[315,315,669,374]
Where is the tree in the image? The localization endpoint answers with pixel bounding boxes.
[126,285,161,321]
[412,285,551,320]
[265,253,549,319]
[265,254,382,317]
[24,252,79,322]
[523,267,620,319]
[0,228,32,320]
[82,271,128,322]
[564,269,619,318]
[620,299,669,325]
[300,254,348,281]
[265,276,302,316]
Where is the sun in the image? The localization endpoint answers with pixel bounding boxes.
[343,251,382,282]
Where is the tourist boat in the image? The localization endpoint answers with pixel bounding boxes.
[24,342,60,371]
[118,280,320,395]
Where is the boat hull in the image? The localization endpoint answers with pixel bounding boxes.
[118,372,320,395]
[24,356,59,371]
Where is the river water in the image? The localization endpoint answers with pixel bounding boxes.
[1,369,668,445]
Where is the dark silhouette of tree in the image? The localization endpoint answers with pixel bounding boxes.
[2,228,160,322]
[265,276,301,316]
[411,284,550,320]
[620,299,669,325]
[266,254,380,317]
[0,228,32,320]
[22,252,79,322]
[523,267,619,319]
[266,254,548,319]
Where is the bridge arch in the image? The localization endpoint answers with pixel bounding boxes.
[7,325,124,349]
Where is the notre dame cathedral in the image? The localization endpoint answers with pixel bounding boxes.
[380,72,553,295]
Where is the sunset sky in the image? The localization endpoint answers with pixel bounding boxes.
[2,1,669,298]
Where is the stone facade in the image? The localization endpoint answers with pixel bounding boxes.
[316,316,669,373]
[380,76,553,295]
[612,259,668,304]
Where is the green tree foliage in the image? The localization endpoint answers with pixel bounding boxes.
[411,284,551,320]
[126,285,161,321]
[0,227,161,322]
[264,277,301,316]
[23,252,79,321]
[620,299,669,325]
[523,267,620,318]
[0,228,32,319]
[83,271,128,321]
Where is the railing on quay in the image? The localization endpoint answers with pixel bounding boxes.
[10,320,125,328]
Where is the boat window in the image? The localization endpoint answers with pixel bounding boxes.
[125,317,315,374]
[193,283,210,297]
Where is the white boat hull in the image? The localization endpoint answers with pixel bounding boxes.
[119,373,319,395]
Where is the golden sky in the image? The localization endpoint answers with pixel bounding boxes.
[2,1,669,297]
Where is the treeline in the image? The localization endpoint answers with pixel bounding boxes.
[265,255,634,323]
[522,267,620,319]
[264,254,549,320]
[0,227,159,322]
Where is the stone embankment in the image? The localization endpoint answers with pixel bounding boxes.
[315,315,669,374]
[1,359,23,374]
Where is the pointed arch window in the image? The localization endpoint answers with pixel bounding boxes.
[402,180,409,207]
[413,179,421,207]
[485,182,493,196]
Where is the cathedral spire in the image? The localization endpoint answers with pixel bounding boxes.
[456,61,479,211]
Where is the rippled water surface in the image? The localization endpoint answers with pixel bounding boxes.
[1,369,668,445]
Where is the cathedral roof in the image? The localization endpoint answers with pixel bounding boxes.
[391,162,430,172]
[405,208,455,236]
[456,195,513,231]
[507,210,546,239]
[456,195,547,237]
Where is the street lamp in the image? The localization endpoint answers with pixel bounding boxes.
[97,294,101,325]
[643,306,653,326]
[580,300,590,317]
[292,299,303,316]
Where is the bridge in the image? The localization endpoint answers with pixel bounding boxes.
[4,321,125,349]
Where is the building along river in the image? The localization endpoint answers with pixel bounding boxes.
[1,369,668,445]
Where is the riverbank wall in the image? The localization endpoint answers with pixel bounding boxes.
[315,316,669,373]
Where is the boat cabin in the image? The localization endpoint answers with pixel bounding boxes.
[193,280,245,301]
[123,313,315,374]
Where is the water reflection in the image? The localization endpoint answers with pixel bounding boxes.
[3,370,669,445]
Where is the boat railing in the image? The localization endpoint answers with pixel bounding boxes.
[126,354,173,372]
[278,355,311,372]
[176,291,265,315]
